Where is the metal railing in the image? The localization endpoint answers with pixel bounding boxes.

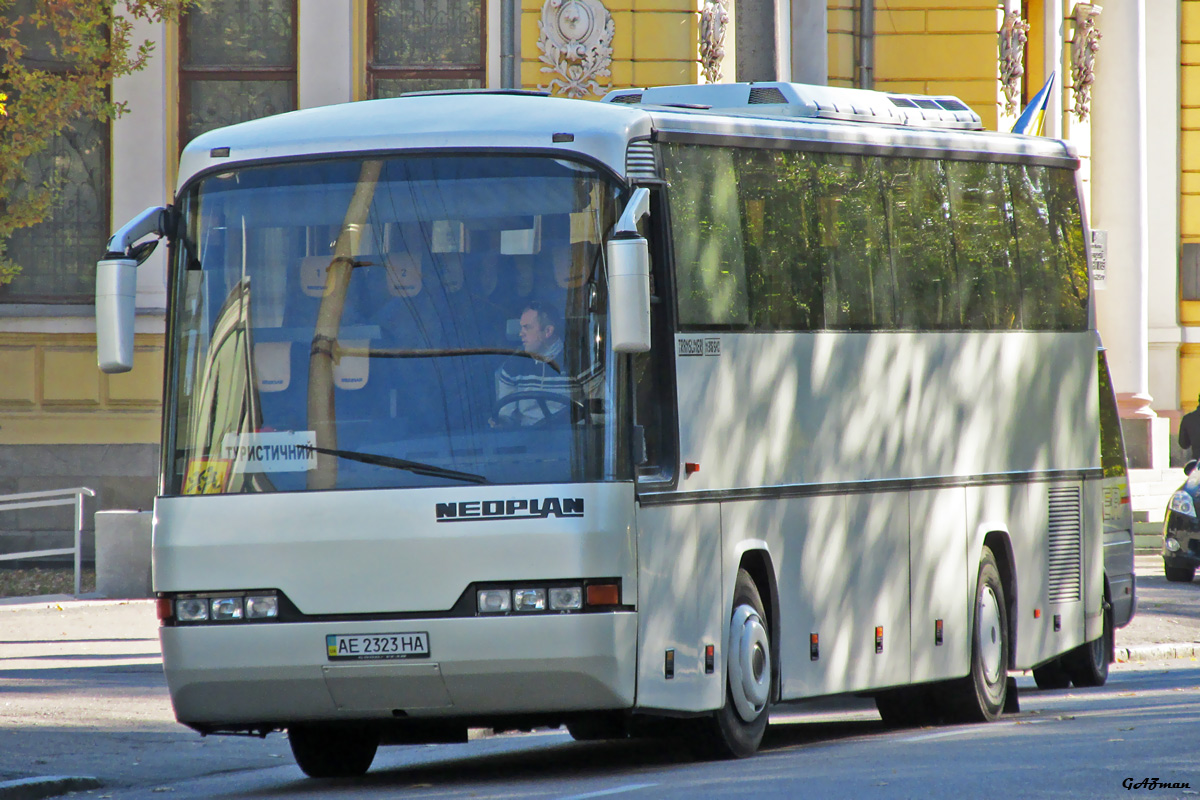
[0,487,95,596]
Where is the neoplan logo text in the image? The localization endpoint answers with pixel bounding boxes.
[436,498,584,522]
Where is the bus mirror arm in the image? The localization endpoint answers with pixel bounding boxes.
[608,188,653,353]
[613,187,650,235]
[96,206,170,374]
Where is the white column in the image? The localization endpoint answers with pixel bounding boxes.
[298,0,354,109]
[1041,0,1063,139]
[791,0,827,85]
[1145,0,1181,413]
[111,14,169,318]
[1091,0,1152,419]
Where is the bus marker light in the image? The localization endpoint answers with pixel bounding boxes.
[176,598,209,622]
[810,633,819,661]
[705,644,715,673]
[210,597,244,621]
[665,649,675,679]
[586,584,619,606]
[477,590,511,613]
[245,595,279,619]
[1033,608,1041,619]
[874,626,883,653]
[935,619,943,646]
[1053,615,1061,632]
[684,462,700,476]
[513,588,547,611]
[549,587,583,610]
[156,598,174,621]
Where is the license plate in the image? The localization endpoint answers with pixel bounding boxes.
[326,632,430,661]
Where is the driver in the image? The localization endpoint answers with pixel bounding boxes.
[494,301,572,426]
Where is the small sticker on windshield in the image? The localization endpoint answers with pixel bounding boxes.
[221,431,318,473]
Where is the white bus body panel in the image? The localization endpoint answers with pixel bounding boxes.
[660,330,1101,697]
[155,483,638,724]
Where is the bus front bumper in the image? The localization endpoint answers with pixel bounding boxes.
[161,612,637,727]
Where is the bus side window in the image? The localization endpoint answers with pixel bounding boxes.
[634,189,676,483]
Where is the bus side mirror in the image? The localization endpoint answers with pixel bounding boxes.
[96,257,138,373]
[96,206,169,374]
[1186,459,1197,477]
[607,234,651,353]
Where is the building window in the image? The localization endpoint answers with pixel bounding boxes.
[368,0,486,98]
[0,0,109,304]
[179,0,297,150]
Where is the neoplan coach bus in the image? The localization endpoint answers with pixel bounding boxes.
[96,82,1135,777]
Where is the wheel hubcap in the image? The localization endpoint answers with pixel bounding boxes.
[728,604,771,722]
[977,585,1003,685]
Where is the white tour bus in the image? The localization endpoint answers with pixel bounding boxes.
[96,82,1135,777]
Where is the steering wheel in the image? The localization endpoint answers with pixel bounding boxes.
[493,391,586,427]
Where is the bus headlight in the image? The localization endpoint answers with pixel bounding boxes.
[176,597,209,622]
[477,589,511,613]
[245,595,279,619]
[513,588,546,611]
[549,587,583,610]
[210,597,244,621]
[1170,491,1196,518]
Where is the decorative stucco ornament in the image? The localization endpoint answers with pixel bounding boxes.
[1071,3,1102,121]
[537,0,615,99]
[999,11,1030,117]
[700,0,729,84]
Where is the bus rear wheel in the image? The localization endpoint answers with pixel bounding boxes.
[1062,601,1112,687]
[288,723,379,778]
[943,546,1009,722]
[693,568,772,759]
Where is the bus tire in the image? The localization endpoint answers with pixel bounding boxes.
[288,723,379,778]
[693,568,772,759]
[944,546,1009,722]
[1062,602,1112,688]
[1031,658,1071,690]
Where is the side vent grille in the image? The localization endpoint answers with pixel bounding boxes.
[610,92,642,104]
[1047,486,1083,603]
[748,86,788,104]
[888,96,918,108]
[935,98,970,112]
[625,140,658,181]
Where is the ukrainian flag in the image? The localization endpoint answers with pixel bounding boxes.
[1011,73,1056,136]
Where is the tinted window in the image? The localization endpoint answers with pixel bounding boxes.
[661,143,1089,333]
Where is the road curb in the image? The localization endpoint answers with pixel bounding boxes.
[0,776,102,800]
[1117,643,1200,662]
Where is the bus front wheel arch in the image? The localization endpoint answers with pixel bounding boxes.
[690,567,773,759]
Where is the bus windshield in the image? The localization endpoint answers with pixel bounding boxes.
[166,155,627,495]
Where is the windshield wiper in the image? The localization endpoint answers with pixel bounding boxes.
[299,444,488,485]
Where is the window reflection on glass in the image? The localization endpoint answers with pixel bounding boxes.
[179,0,296,149]
[168,156,625,495]
[947,160,1019,330]
[368,0,485,99]
[661,142,1089,333]
[1,120,108,303]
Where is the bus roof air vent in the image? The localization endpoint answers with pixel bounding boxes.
[602,88,645,104]
[748,86,788,104]
[635,82,983,130]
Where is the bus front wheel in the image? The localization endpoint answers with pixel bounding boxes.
[944,546,1009,722]
[288,723,379,778]
[693,568,772,759]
